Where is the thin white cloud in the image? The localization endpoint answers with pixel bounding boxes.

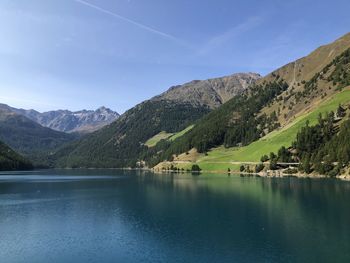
[73,0,180,42]
[198,16,264,56]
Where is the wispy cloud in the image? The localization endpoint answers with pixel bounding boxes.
[198,16,264,56]
[73,0,182,43]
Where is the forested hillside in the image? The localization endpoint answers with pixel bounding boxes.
[144,80,288,167]
[0,141,33,171]
[53,100,210,168]
[52,72,260,168]
[265,48,350,176]
[258,32,350,126]
[151,33,350,174]
[0,109,78,166]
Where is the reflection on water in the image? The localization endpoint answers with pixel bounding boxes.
[0,170,350,263]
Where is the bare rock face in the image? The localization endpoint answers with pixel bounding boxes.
[0,104,120,133]
[152,72,261,109]
[35,107,120,133]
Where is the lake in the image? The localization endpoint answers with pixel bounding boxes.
[0,170,350,263]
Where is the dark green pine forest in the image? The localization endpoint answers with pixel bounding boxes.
[265,48,350,176]
[0,111,78,167]
[268,106,350,177]
[0,140,33,171]
[53,100,210,168]
[143,80,288,167]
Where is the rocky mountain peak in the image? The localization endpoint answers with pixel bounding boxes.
[152,72,261,109]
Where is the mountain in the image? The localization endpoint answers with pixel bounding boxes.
[148,80,289,167]
[0,107,78,166]
[151,72,261,109]
[0,140,33,171]
[258,32,350,125]
[52,32,350,174]
[150,32,350,175]
[0,105,120,134]
[53,72,260,168]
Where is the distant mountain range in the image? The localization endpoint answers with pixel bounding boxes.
[0,104,119,167]
[0,104,120,133]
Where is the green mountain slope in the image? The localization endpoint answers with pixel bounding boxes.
[145,125,194,147]
[147,80,289,167]
[53,100,210,168]
[0,141,33,171]
[0,109,78,166]
[177,89,350,172]
[152,33,350,172]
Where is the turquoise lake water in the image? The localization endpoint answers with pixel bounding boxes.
[0,170,350,262]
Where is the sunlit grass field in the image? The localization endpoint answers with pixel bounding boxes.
[145,125,194,147]
[193,89,350,170]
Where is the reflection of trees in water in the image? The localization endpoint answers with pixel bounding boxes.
[136,173,350,260]
[263,177,350,231]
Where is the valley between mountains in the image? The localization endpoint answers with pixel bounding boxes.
[2,32,350,178]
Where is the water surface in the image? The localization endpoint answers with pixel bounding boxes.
[0,170,350,263]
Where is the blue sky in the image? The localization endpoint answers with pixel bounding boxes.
[0,0,349,113]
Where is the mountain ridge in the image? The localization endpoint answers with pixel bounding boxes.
[0,104,120,134]
[151,72,261,109]
[258,32,350,126]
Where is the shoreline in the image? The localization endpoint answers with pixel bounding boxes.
[153,168,350,181]
[2,167,350,181]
